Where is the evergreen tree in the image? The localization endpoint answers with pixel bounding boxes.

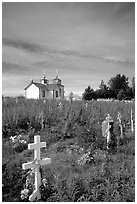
[99,80,108,98]
[108,74,129,99]
[82,86,96,100]
[117,89,126,101]
[82,74,134,100]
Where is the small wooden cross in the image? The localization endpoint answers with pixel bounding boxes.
[22,135,51,202]
[102,114,113,150]
[117,112,123,139]
[106,114,113,149]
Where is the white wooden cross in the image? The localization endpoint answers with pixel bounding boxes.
[106,114,113,149]
[22,135,51,202]
[102,114,113,150]
[117,112,123,139]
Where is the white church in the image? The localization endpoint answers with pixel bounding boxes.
[24,74,65,100]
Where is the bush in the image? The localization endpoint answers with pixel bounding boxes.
[77,124,103,150]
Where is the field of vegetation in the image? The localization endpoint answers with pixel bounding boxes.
[2,97,135,202]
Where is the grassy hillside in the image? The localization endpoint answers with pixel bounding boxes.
[2,98,135,202]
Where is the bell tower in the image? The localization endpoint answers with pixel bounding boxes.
[40,73,49,85]
[52,70,61,85]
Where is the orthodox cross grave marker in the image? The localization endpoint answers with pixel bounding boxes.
[117,112,123,139]
[22,135,51,202]
[102,114,113,150]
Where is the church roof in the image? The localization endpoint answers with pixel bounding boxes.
[24,81,33,90]
[46,84,57,91]
[33,83,49,90]
[25,82,64,91]
[24,82,48,90]
[46,83,64,90]
[53,77,61,81]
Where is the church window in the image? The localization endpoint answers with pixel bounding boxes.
[43,91,45,97]
[56,91,58,98]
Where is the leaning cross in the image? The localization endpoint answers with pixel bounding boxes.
[22,135,51,202]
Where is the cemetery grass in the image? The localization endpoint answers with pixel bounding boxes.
[2,98,135,202]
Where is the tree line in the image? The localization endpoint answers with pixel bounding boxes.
[82,74,135,101]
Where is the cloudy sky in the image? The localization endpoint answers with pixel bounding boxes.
[2,2,135,96]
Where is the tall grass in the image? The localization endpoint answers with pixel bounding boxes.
[2,98,135,201]
[2,98,134,136]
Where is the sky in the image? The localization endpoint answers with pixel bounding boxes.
[2,2,135,97]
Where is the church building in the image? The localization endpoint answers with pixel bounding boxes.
[24,74,64,100]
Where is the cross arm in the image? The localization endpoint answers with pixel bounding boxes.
[39,158,51,166]
[28,142,46,150]
[22,161,36,170]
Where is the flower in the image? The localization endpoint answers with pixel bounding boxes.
[21,188,29,195]
[21,188,29,200]
[42,178,47,184]
[77,152,94,166]
[21,194,25,200]
[42,178,48,187]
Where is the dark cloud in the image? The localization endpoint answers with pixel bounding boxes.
[2,37,63,56]
[3,37,134,71]
[2,61,33,74]
[60,49,134,66]
[2,38,44,53]
[113,2,135,17]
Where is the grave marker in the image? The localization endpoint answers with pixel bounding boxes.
[117,112,123,139]
[102,114,113,150]
[22,135,51,201]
